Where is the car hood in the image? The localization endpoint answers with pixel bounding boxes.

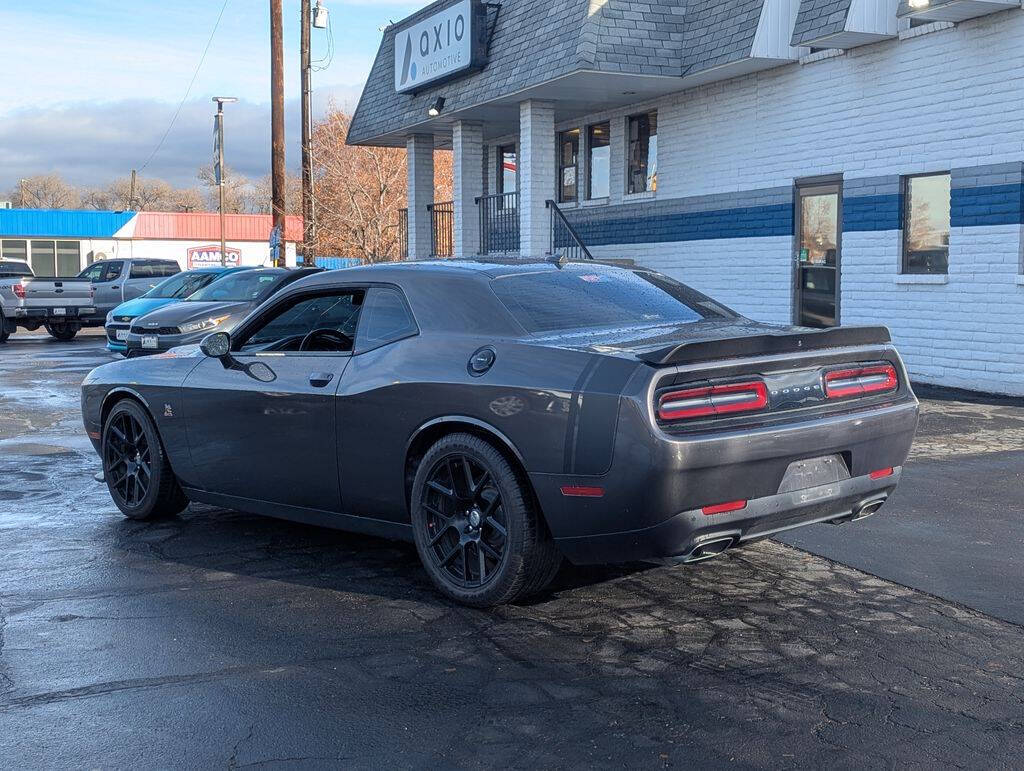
[111,297,178,319]
[537,318,891,365]
[132,300,252,328]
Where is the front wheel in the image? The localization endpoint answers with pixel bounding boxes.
[102,399,188,520]
[45,321,80,341]
[411,433,562,607]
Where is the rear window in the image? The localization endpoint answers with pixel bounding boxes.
[186,270,283,303]
[0,261,32,278]
[490,266,732,334]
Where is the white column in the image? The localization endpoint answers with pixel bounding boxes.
[453,121,484,259]
[406,134,434,259]
[519,100,556,257]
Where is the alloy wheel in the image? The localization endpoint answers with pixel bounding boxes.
[420,453,509,589]
[104,412,152,508]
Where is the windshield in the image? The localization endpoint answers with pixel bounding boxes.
[490,266,733,334]
[185,270,282,303]
[145,271,218,300]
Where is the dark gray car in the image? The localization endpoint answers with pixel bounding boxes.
[81,260,919,606]
[122,268,321,356]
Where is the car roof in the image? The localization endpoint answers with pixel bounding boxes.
[293,258,637,287]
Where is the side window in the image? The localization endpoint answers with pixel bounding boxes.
[78,262,106,282]
[156,261,181,277]
[356,287,418,353]
[102,262,124,282]
[129,262,152,279]
[239,290,365,354]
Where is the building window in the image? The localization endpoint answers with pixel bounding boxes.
[1,239,28,264]
[627,111,658,194]
[558,129,580,204]
[498,144,517,195]
[902,173,951,274]
[587,122,610,200]
[30,240,56,277]
[56,241,80,276]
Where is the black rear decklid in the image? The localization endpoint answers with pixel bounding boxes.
[637,325,892,366]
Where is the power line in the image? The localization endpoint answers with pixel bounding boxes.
[138,0,231,173]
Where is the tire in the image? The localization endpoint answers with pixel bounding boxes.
[0,314,9,344]
[45,321,80,341]
[102,399,189,520]
[411,433,562,607]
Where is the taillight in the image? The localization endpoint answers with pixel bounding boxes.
[658,381,768,422]
[12,283,26,299]
[824,364,898,399]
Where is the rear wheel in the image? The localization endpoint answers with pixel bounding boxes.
[411,433,562,607]
[45,321,80,341]
[0,313,9,343]
[102,399,188,520]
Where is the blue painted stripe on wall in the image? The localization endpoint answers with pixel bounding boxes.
[565,203,793,246]
[952,183,1024,227]
[843,194,901,232]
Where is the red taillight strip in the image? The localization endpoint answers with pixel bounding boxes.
[560,485,605,498]
[12,283,26,299]
[702,500,747,516]
[869,467,894,480]
[659,381,768,421]
[824,364,898,399]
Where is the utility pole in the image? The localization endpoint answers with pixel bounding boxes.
[270,0,286,267]
[300,0,314,267]
[129,169,137,210]
[213,97,238,267]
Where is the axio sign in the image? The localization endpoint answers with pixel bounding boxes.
[394,0,488,94]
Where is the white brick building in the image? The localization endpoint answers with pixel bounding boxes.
[349,0,1024,395]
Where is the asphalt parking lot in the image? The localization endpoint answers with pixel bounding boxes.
[1,332,1022,768]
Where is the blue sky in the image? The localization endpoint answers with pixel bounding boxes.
[0,0,426,189]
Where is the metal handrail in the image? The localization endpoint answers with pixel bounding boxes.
[427,200,454,258]
[475,192,519,254]
[546,200,594,260]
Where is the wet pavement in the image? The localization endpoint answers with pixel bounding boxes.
[1,332,1023,768]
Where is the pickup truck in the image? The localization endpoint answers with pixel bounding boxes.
[0,260,96,342]
[0,258,181,343]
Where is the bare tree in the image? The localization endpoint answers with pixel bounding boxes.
[312,108,453,262]
[9,174,80,209]
[80,175,206,212]
[197,163,254,214]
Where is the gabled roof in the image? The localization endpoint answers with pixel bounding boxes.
[348,0,773,147]
[791,0,854,46]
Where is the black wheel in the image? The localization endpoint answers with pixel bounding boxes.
[0,314,9,344]
[411,433,562,607]
[102,399,188,520]
[44,321,80,341]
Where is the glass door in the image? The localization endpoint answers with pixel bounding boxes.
[795,183,841,328]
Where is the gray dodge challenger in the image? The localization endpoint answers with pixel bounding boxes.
[81,259,919,606]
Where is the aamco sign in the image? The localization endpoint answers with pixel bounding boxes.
[187,244,241,269]
[394,0,488,94]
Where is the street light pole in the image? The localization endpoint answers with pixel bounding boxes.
[301,0,314,266]
[212,96,238,267]
[270,0,286,267]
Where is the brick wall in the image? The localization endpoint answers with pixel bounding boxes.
[504,11,1024,394]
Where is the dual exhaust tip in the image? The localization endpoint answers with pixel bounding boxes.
[678,495,889,564]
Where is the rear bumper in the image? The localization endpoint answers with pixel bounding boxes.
[553,469,900,565]
[12,306,97,322]
[532,396,919,564]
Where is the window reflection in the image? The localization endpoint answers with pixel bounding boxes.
[588,122,610,200]
[903,173,950,275]
[628,111,657,194]
[558,129,580,204]
[799,194,839,266]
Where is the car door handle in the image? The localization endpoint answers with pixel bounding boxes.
[111,285,119,290]
[308,372,335,388]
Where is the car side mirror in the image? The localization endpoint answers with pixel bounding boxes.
[200,331,231,360]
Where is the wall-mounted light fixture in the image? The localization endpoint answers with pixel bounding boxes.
[427,97,446,117]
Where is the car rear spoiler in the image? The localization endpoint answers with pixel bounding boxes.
[636,326,893,366]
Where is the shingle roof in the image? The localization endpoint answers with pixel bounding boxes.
[348,0,770,146]
[791,0,853,46]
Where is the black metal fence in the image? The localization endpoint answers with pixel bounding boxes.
[476,192,519,254]
[398,208,408,259]
[428,201,454,258]
[546,200,594,260]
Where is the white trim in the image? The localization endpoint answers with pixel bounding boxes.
[1015,275,1024,286]
[894,274,949,285]
[899,21,956,40]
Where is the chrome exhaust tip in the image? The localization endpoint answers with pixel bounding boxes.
[680,536,736,563]
[829,496,888,525]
